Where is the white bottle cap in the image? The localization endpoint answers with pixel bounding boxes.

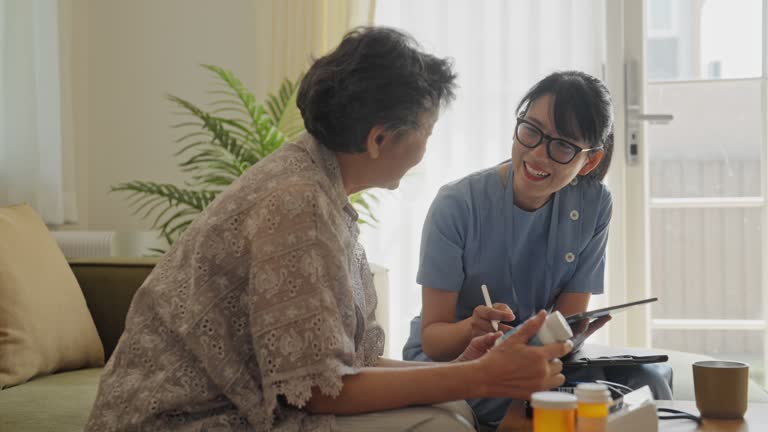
[537,311,574,344]
[531,391,577,410]
[575,383,612,403]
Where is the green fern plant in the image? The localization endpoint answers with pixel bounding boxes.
[112,65,378,253]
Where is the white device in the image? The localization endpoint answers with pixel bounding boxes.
[607,386,658,432]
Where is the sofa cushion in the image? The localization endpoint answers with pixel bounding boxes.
[0,204,104,388]
[0,368,101,432]
[69,258,157,360]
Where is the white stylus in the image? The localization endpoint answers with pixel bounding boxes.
[481,284,499,332]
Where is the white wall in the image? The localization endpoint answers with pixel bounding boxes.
[63,0,274,230]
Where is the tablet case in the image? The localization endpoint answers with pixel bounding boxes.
[564,354,669,368]
[562,344,669,369]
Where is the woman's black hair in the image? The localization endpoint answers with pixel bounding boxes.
[516,70,614,181]
[297,26,457,153]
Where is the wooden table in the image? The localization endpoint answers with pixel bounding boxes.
[657,401,768,432]
[497,400,768,431]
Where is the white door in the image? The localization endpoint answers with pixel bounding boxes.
[605,0,768,386]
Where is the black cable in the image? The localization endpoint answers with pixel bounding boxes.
[595,380,634,395]
[657,407,702,424]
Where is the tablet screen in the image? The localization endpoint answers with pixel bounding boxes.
[564,297,658,324]
[565,297,658,351]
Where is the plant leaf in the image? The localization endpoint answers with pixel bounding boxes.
[112,65,379,253]
[266,73,305,142]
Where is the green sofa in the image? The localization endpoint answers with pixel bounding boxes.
[0,258,157,432]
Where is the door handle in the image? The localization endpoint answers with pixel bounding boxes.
[632,113,674,124]
[626,110,674,165]
[625,60,674,165]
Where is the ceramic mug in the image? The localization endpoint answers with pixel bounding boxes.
[692,360,749,419]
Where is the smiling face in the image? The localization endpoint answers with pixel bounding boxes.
[511,93,603,210]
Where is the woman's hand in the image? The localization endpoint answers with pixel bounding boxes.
[572,315,611,339]
[454,332,502,362]
[475,311,573,400]
[570,315,611,352]
[469,303,515,338]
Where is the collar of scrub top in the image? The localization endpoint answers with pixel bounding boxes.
[502,161,584,316]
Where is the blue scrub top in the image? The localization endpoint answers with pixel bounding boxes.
[403,163,612,361]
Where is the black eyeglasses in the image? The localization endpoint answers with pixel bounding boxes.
[514,117,603,165]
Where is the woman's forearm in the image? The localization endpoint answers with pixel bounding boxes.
[421,318,472,361]
[304,361,482,415]
[376,357,433,367]
[305,312,573,416]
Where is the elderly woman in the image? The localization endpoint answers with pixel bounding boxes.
[85,27,571,432]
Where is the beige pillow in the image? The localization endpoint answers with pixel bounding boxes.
[0,204,104,389]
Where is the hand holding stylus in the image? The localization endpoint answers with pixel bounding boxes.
[469,284,514,338]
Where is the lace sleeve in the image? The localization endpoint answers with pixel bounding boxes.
[246,186,363,419]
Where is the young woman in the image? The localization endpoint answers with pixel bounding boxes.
[85,28,573,432]
[403,71,673,426]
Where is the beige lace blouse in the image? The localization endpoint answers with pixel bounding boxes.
[85,133,385,431]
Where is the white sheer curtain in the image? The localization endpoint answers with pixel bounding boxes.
[364,0,606,358]
[0,0,76,224]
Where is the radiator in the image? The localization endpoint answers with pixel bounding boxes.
[52,231,115,258]
[51,231,159,258]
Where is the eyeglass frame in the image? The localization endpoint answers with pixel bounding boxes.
[514,117,604,165]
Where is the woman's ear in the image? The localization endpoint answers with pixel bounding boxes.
[578,149,605,176]
[365,126,388,159]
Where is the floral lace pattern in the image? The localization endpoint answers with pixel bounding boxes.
[85,134,385,431]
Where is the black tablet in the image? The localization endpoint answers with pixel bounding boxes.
[564,298,659,353]
[564,297,658,324]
